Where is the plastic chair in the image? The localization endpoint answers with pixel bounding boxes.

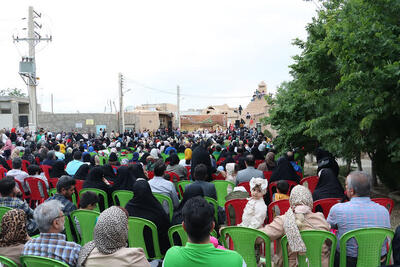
[221,226,272,267]
[263,171,273,181]
[176,180,193,200]
[25,177,49,208]
[79,188,108,212]
[168,224,188,247]
[300,176,319,194]
[224,198,248,226]
[0,166,7,179]
[70,209,100,245]
[0,206,12,231]
[255,159,264,168]
[165,171,180,183]
[312,198,341,219]
[20,255,70,267]
[64,215,75,242]
[147,171,154,179]
[296,171,303,180]
[211,172,225,180]
[372,198,394,215]
[112,190,134,207]
[14,179,28,200]
[40,165,52,179]
[49,188,57,196]
[339,227,394,267]
[268,180,298,201]
[6,160,12,169]
[98,156,108,165]
[0,255,17,267]
[216,157,226,166]
[128,217,163,259]
[48,178,59,189]
[74,179,84,207]
[212,180,235,207]
[204,196,219,224]
[21,160,30,173]
[281,230,337,267]
[153,193,173,222]
[177,153,185,160]
[238,182,251,194]
[267,199,290,223]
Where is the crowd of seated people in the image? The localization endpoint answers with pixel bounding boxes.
[0,126,398,267]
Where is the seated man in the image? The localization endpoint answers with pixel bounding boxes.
[0,176,37,235]
[236,154,265,185]
[327,171,391,267]
[6,157,29,192]
[163,196,246,267]
[148,159,180,209]
[66,151,84,176]
[23,200,81,266]
[186,164,217,200]
[45,175,77,216]
[286,151,302,173]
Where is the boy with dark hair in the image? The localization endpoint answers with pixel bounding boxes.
[163,197,245,267]
[273,180,290,201]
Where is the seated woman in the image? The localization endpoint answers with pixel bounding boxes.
[178,148,192,167]
[49,160,67,178]
[166,153,187,181]
[313,168,345,201]
[78,206,149,267]
[125,179,171,258]
[0,209,30,265]
[74,164,90,180]
[113,166,136,192]
[171,183,204,225]
[83,167,113,210]
[269,157,300,184]
[261,185,331,267]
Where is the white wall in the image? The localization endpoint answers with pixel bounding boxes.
[0,114,13,129]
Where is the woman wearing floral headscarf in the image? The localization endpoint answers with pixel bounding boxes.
[78,206,149,267]
[0,209,30,265]
[261,185,331,267]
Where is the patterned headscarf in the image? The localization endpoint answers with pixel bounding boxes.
[78,206,129,266]
[282,185,313,253]
[0,209,28,247]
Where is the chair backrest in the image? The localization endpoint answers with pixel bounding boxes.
[211,172,225,181]
[268,180,298,201]
[25,177,49,204]
[70,209,100,245]
[48,188,57,197]
[98,156,108,165]
[211,180,235,207]
[237,182,250,194]
[165,171,180,183]
[312,198,341,219]
[0,255,17,267]
[14,179,27,200]
[255,159,263,168]
[128,217,163,259]
[221,226,272,267]
[6,160,12,169]
[281,230,337,267]
[40,165,52,179]
[112,190,134,207]
[176,180,193,200]
[147,171,154,179]
[153,193,173,221]
[216,157,226,166]
[0,206,12,231]
[21,160,30,173]
[0,167,7,179]
[48,178,59,189]
[64,215,75,242]
[300,176,319,194]
[371,198,394,214]
[204,196,219,224]
[267,199,290,223]
[177,153,185,160]
[339,227,394,267]
[79,188,108,212]
[20,255,69,267]
[224,199,248,226]
[168,224,188,247]
[296,171,303,179]
[263,171,273,181]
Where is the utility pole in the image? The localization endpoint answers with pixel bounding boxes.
[177,85,180,129]
[14,6,52,132]
[119,73,125,133]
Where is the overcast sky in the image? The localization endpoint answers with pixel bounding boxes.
[0,0,317,113]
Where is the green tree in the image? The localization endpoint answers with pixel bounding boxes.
[0,88,27,97]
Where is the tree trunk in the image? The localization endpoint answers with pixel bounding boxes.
[368,152,378,187]
[346,159,352,174]
[356,153,363,171]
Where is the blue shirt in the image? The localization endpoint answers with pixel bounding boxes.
[65,160,84,176]
[327,197,391,257]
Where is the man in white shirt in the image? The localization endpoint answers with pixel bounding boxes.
[7,157,29,192]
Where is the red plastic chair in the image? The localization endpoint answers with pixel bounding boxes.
[255,160,263,168]
[296,172,303,180]
[74,179,84,207]
[40,165,52,180]
[48,178,59,189]
[35,157,41,165]
[165,171,180,183]
[21,160,30,173]
[212,172,225,180]
[300,176,319,194]
[268,199,290,223]
[25,177,49,208]
[14,179,28,200]
[216,157,226,166]
[268,180,298,201]
[147,171,154,179]
[6,160,12,169]
[372,198,394,215]
[185,166,191,179]
[263,171,273,181]
[237,182,251,194]
[111,165,118,174]
[312,198,341,219]
[224,199,248,226]
[0,167,7,179]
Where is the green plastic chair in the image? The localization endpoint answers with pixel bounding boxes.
[161,153,168,161]
[89,152,97,156]
[281,230,337,267]
[126,153,134,160]
[0,255,17,267]
[153,193,173,222]
[212,180,235,207]
[176,180,193,199]
[20,255,69,267]
[79,188,108,212]
[168,224,188,246]
[177,153,185,160]
[64,215,74,242]
[48,188,57,197]
[98,156,108,165]
[221,226,272,267]
[128,217,163,259]
[339,227,394,267]
[0,206,12,231]
[204,196,219,224]
[112,190,134,207]
[70,209,100,245]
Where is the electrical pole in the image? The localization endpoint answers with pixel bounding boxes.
[13,6,52,132]
[118,73,125,133]
[51,93,53,113]
[177,85,180,129]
